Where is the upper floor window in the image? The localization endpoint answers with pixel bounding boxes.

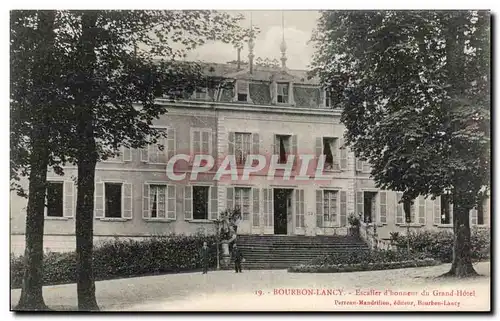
[275,134,291,164]
[322,137,339,170]
[277,83,289,103]
[235,132,252,166]
[236,80,249,102]
[325,90,333,108]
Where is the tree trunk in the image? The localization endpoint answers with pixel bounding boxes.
[442,203,478,277]
[16,10,57,311]
[76,155,98,310]
[74,11,100,311]
[16,123,50,311]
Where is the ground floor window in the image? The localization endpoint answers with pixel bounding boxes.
[46,182,63,217]
[363,192,377,223]
[235,187,251,220]
[193,186,210,220]
[440,194,452,224]
[105,183,122,218]
[323,190,338,222]
[150,185,166,218]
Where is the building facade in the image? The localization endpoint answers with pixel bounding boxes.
[10,61,491,254]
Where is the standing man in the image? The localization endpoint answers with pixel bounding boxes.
[200,241,209,274]
[232,243,244,273]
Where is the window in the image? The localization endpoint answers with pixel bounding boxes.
[277,83,289,103]
[403,199,416,223]
[194,87,208,100]
[323,190,338,222]
[477,201,484,225]
[150,185,166,218]
[149,130,168,164]
[363,192,377,223]
[105,183,122,218]
[237,80,248,102]
[323,137,339,170]
[325,90,333,108]
[440,194,452,224]
[275,135,291,164]
[235,132,252,166]
[46,182,63,217]
[193,186,210,220]
[235,187,251,220]
[191,128,212,156]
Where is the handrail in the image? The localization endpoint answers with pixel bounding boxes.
[359,220,394,251]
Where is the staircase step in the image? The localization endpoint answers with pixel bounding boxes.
[234,235,369,269]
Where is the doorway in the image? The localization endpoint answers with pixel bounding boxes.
[274,189,293,235]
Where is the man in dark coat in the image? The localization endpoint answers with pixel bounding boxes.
[232,243,244,273]
[200,241,209,274]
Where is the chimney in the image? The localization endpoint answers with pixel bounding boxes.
[248,12,254,74]
[237,46,242,71]
[280,11,287,70]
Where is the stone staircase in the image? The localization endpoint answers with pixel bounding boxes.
[235,234,370,270]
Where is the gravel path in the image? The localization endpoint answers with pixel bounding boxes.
[11,262,490,311]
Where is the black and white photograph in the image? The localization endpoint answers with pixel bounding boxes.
[8,5,491,312]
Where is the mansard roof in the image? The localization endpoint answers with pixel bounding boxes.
[200,62,319,85]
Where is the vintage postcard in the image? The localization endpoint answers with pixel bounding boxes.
[9,8,491,312]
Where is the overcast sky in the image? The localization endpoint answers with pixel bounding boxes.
[185,10,321,70]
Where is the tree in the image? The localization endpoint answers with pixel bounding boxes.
[10,10,71,310]
[11,10,248,310]
[310,10,490,277]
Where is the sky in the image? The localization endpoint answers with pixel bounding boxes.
[185,10,321,70]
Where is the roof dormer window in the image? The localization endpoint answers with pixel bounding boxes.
[236,80,249,102]
[277,83,289,104]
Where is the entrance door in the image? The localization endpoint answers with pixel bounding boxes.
[274,189,293,235]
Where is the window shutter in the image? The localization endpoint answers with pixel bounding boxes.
[356,158,363,172]
[252,133,260,167]
[210,186,218,220]
[63,181,74,218]
[252,188,260,227]
[143,184,150,219]
[252,133,259,155]
[226,187,234,210]
[140,137,149,162]
[340,190,347,227]
[295,189,300,228]
[396,192,403,224]
[228,132,235,156]
[315,137,322,157]
[123,183,133,219]
[291,135,297,155]
[356,191,364,220]
[167,128,176,161]
[192,129,201,155]
[184,186,192,220]
[263,188,268,226]
[418,196,425,224]
[265,188,273,227]
[434,196,441,225]
[123,147,132,162]
[470,208,478,225]
[272,134,279,155]
[339,138,348,170]
[167,185,176,219]
[410,200,416,223]
[379,191,387,224]
[94,182,104,218]
[316,190,323,228]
